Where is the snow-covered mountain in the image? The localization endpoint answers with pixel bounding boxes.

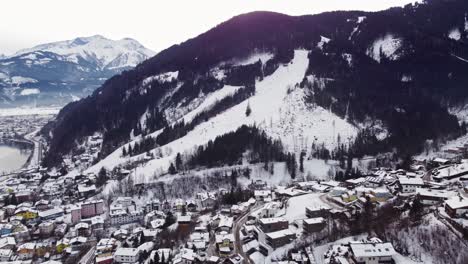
[44,0,468,174]
[0,35,155,107]
[14,35,155,70]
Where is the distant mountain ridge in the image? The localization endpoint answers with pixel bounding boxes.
[0,35,155,107]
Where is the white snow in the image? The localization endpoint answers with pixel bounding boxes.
[210,68,226,81]
[448,28,462,41]
[86,50,357,181]
[232,52,273,66]
[276,193,328,223]
[465,13,468,34]
[342,53,352,67]
[142,71,179,86]
[451,54,468,63]
[180,85,243,123]
[0,107,60,117]
[401,74,412,82]
[317,36,331,50]
[20,88,40,96]
[20,53,38,60]
[70,94,81,101]
[11,76,38,85]
[367,34,403,62]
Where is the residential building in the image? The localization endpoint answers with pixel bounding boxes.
[114,247,139,263]
[258,217,288,233]
[349,242,396,264]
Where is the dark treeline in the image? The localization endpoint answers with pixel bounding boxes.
[186,125,287,168]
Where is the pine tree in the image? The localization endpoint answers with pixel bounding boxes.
[291,153,297,179]
[410,195,424,220]
[175,153,183,171]
[128,144,133,156]
[168,163,177,175]
[122,146,127,156]
[97,167,108,186]
[299,151,305,173]
[10,193,17,205]
[245,102,252,117]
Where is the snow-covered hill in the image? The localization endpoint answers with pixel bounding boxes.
[86,50,358,178]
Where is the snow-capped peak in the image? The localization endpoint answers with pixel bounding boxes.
[14,35,156,70]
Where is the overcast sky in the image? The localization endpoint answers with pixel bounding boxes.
[0,0,418,55]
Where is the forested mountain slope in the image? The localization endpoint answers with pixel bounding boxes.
[43,0,468,170]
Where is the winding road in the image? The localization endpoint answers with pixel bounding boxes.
[233,204,262,264]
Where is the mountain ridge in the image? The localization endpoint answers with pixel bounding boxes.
[0,35,155,107]
[43,0,468,170]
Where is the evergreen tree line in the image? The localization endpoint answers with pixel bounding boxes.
[122,136,158,157]
[175,125,288,169]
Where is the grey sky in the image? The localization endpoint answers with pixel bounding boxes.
[0,0,418,55]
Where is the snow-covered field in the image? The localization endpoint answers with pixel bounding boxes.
[276,193,327,223]
[0,107,60,117]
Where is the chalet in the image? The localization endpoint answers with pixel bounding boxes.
[349,241,396,264]
[398,177,424,193]
[432,158,450,166]
[77,184,97,197]
[445,195,468,218]
[251,180,268,190]
[254,190,272,201]
[345,178,366,188]
[17,242,36,260]
[370,188,392,202]
[256,202,281,218]
[34,200,50,211]
[306,205,331,218]
[227,254,244,264]
[416,188,456,205]
[215,233,234,257]
[296,181,317,191]
[144,199,161,213]
[303,217,326,234]
[364,176,384,188]
[258,217,289,233]
[0,237,16,249]
[330,187,347,197]
[178,215,192,225]
[217,216,233,233]
[0,248,13,261]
